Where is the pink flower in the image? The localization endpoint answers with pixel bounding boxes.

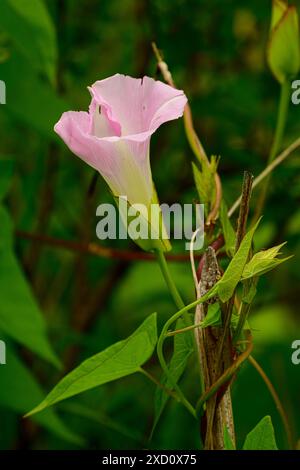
[54,74,187,207]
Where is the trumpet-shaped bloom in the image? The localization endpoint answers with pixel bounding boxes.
[54,74,187,207]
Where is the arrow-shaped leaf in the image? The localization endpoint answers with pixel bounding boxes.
[26,313,157,416]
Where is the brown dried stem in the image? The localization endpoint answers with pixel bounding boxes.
[16,230,200,263]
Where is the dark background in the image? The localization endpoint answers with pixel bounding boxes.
[0,0,299,450]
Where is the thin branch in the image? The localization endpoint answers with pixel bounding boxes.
[248,355,293,450]
[166,320,206,337]
[152,42,206,161]
[253,80,290,223]
[207,172,222,225]
[155,249,185,309]
[228,136,300,218]
[152,42,175,87]
[183,100,208,165]
[16,230,200,263]
[235,171,254,250]
[152,42,224,225]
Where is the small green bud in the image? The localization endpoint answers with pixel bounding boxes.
[267,0,300,83]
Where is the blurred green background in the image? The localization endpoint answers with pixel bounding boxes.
[0,0,300,450]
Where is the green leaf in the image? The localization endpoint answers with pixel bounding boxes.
[200,303,221,328]
[0,345,83,445]
[26,313,158,416]
[243,416,278,450]
[1,52,68,139]
[217,219,261,302]
[0,157,14,201]
[223,426,236,450]
[0,0,57,83]
[152,317,193,435]
[0,206,60,366]
[267,2,300,83]
[242,243,292,280]
[220,201,236,257]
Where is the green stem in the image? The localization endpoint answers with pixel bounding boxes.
[156,248,209,413]
[155,251,221,418]
[155,286,218,417]
[166,321,204,337]
[269,81,291,163]
[253,79,290,221]
[155,248,196,415]
[155,249,185,310]
[157,315,197,418]
[158,285,217,328]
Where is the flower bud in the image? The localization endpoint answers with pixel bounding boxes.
[267,0,300,83]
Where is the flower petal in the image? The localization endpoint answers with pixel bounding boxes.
[54,110,153,206]
[90,73,187,136]
[54,74,188,208]
[101,137,153,207]
[89,99,120,138]
[54,111,100,169]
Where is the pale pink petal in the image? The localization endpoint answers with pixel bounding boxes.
[54,74,187,207]
[54,111,100,169]
[54,111,153,206]
[90,74,187,136]
[97,137,153,206]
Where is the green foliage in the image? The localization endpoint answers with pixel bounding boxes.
[200,303,221,328]
[242,242,292,280]
[27,313,157,416]
[0,206,60,366]
[60,402,143,444]
[153,317,193,434]
[223,426,236,450]
[1,52,67,138]
[0,0,299,452]
[0,0,57,83]
[243,416,278,450]
[216,219,261,302]
[0,346,83,445]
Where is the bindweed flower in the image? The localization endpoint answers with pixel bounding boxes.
[54,73,187,251]
[267,0,300,84]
